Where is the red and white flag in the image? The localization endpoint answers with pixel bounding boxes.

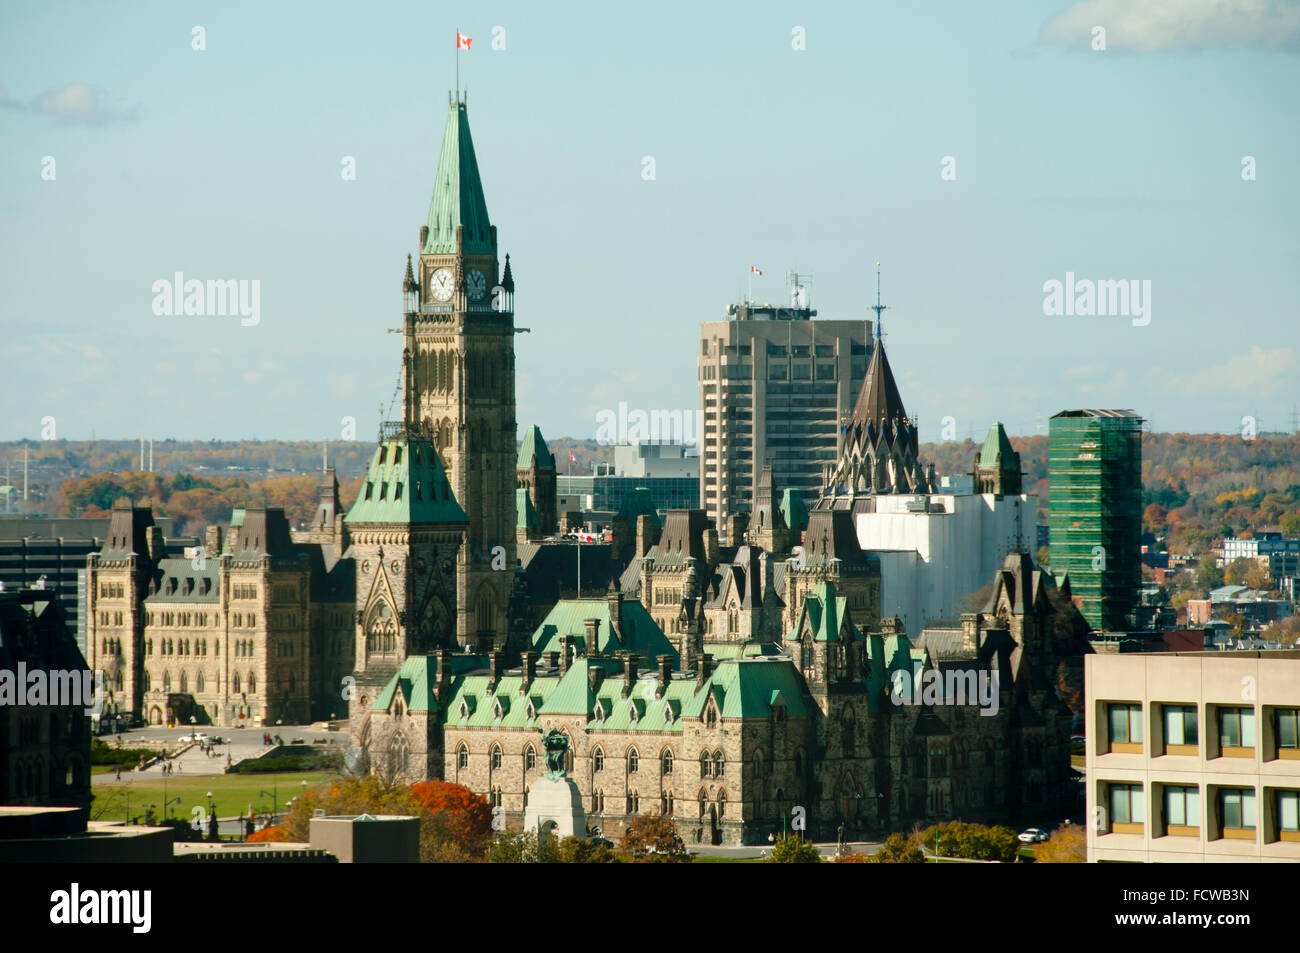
[750,266,763,275]
[569,452,577,463]
[457,31,472,50]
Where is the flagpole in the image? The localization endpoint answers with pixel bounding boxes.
[456,28,460,101]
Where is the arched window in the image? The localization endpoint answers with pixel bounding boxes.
[163,671,171,693]
[753,750,764,779]
[713,750,725,777]
[247,671,256,693]
[197,673,204,693]
[627,748,639,774]
[842,713,856,756]
[524,745,536,771]
[706,706,717,728]
[475,590,494,635]
[233,672,240,694]
[180,672,188,694]
[457,743,469,770]
[717,791,727,818]
[388,731,410,775]
[491,744,503,770]
[700,751,711,778]
[593,747,605,773]
[661,749,674,775]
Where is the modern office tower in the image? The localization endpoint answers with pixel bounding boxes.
[698,297,870,537]
[1049,409,1144,631]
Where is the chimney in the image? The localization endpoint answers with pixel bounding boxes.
[656,654,672,697]
[588,665,604,693]
[434,650,451,705]
[960,612,979,656]
[704,528,720,568]
[146,526,165,563]
[635,514,660,557]
[760,551,774,606]
[523,650,538,692]
[488,650,504,689]
[748,548,763,606]
[560,635,575,674]
[583,618,600,653]
[696,653,714,688]
[546,650,560,670]
[621,653,639,699]
[726,513,748,547]
[204,525,223,557]
[607,585,626,649]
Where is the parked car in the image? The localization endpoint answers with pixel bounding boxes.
[1018,828,1049,843]
[180,731,209,744]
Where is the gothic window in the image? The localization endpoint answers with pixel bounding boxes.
[491,744,503,770]
[713,750,725,777]
[753,751,764,779]
[163,671,171,693]
[700,751,711,778]
[388,731,410,776]
[143,671,151,692]
[842,713,856,757]
[457,744,469,770]
[627,748,639,774]
[366,601,397,655]
[801,635,814,672]
[197,673,204,693]
[233,672,240,694]
[524,745,536,771]
[706,705,717,728]
[593,747,605,773]
[717,791,726,818]
[475,590,494,634]
[248,672,256,693]
[661,749,674,774]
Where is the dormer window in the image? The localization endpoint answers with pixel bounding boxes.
[458,699,469,719]
[394,446,403,464]
[525,699,536,720]
[492,698,503,720]
[416,482,423,501]
[365,482,373,500]
[378,446,387,464]
[594,700,606,722]
[628,703,638,725]
[663,704,673,725]
[395,482,403,501]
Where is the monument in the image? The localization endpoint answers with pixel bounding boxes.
[523,729,588,839]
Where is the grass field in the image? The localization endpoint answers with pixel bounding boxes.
[89,771,340,823]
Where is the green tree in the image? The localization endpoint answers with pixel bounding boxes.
[767,835,822,863]
[869,832,924,863]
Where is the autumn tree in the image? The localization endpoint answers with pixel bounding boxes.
[1034,823,1085,863]
[768,835,822,863]
[619,812,691,862]
[869,832,925,863]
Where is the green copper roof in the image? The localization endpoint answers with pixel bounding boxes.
[680,658,810,720]
[516,425,553,470]
[780,488,808,532]
[345,434,468,525]
[423,101,493,256]
[530,598,678,667]
[517,488,539,529]
[979,422,1017,469]
[792,581,857,643]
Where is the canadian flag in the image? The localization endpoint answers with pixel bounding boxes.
[457,31,472,50]
[569,452,577,463]
[750,266,763,275]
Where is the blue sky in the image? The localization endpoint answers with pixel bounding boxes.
[2,0,1298,445]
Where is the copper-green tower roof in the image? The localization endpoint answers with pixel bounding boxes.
[422,100,494,257]
[345,430,468,525]
[979,421,1017,468]
[516,424,554,470]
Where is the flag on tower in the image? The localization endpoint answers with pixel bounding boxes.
[457,31,472,50]
[750,266,763,275]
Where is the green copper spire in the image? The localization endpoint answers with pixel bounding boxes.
[423,100,494,256]
[979,421,1017,469]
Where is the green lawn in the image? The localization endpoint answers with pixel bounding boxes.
[90,771,339,823]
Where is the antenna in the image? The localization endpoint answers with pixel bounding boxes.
[785,270,813,309]
[871,262,886,344]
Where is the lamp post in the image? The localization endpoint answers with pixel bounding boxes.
[164,795,181,820]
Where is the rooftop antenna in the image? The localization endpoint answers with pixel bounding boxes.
[871,262,886,344]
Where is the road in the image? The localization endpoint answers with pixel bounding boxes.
[93,725,345,785]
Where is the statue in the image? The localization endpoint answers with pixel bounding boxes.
[541,728,569,779]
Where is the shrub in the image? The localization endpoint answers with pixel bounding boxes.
[869,832,925,863]
[768,835,822,863]
[918,821,1018,862]
[619,812,691,862]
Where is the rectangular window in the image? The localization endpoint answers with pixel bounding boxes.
[791,363,810,380]
[1164,785,1199,834]
[1277,709,1300,759]
[1220,788,1256,837]
[1163,704,1198,754]
[1218,707,1256,753]
[1109,783,1144,832]
[1279,791,1300,840]
[768,364,787,380]
[816,363,835,380]
[1108,703,1143,752]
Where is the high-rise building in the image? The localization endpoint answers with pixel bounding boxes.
[1049,409,1143,631]
[698,300,870,535]
[400,96,518,649]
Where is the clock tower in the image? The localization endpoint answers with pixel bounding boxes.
[401,94,518,651]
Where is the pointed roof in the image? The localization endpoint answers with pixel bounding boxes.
[516,487,539,529]
[422,100,493,256]
[849,339,908,431]
[979,422,1017,469]
[345,431,467,525]
[516,424,554,470]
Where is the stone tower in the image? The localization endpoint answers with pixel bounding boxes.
[401,96,518,650]
[345,428,468,725]
[516,424,557,536]
[972,421,1022,496]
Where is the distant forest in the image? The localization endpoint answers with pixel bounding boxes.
[3,433,1298,547]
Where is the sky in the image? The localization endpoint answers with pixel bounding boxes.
[2,0,1298,446]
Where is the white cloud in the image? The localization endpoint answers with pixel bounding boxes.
[1042,0,1300,51]
[1163,346,1297,398]
[2,83,138,122]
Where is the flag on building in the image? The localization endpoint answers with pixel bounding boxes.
[457,31,472,50]
[750,266,763,275]
[569,452,577,463]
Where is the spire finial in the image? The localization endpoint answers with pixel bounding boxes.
[871,262,886,344]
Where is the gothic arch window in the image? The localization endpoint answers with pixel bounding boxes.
[842,710,856,757]
[388,730,410,776]
[713,750,725,778]
[627,748,639,774]
[700,751,712,778]
[717,790,727,818]
[801,635,814,672]
[753,750,764,779]
[196,673,204,693]
[248,671,256,693]
[491,744,503,770]
[706,705,717,728]
[457,743,469,770]
[593,747,605,773]
[233,672,240,694]
[366,601,397,655]
[163,671,171,693]
[474,588,494,635]
[661,749,674,774]
[524,744,536,771]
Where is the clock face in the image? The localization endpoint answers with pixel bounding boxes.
[429,267,454,301]
[466,268,488,301]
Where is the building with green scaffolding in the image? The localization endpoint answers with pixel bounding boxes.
[1049,410,1143,631]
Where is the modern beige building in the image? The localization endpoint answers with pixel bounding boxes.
[698,301,870,535]
[1086,651,1300,862]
